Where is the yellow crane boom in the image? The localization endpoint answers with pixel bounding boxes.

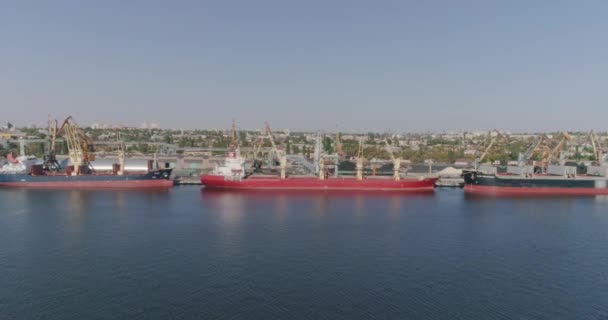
[264,122,286,179]
[590,130,600,163]
[58,116,94,171]
[477,129,504,164]
[335,132,343,156]
[264,122,284,159]
[544,132,571,165]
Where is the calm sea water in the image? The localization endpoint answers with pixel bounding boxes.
[1,187,607,319]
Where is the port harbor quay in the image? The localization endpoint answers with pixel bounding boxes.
[2,119,608,194]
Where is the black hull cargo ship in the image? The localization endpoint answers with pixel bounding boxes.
[463,165,608,195]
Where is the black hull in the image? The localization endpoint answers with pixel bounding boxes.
[0,169,174,188]
[463,170,608,195]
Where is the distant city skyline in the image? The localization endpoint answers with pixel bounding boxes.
[4,118,608,136]
[2,1,608,132]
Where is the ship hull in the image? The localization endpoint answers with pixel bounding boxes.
[0,169,174,189]
[201,175,436,192]
[463,171,608,195]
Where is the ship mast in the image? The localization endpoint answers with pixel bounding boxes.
[230,118,237,150]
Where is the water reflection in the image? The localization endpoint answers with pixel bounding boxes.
[593,195,608,203]
[388,195,402,218]
[275,193,288,215]
[312,194,329,215]
[67,190,88,215]
[353,194,365,219]
[200,190,246,255]
[464,192,599,201]
[112,191,128,208]
[200,189,432,223]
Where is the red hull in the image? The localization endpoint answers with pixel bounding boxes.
[0,180,174,189]
[464,184,608,196]
[201,175,436,192]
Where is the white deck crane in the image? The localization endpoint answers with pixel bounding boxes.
[384,138,402,181]
[264,122,287,179]
[355,138,364,180]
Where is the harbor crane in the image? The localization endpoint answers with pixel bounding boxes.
[519,134,548,166]
[543,131,571,167]
[58,116,95,174]
[475,129,505,168]
[43,115,62,172]
[588,130,604,165]
[251,122,287,178]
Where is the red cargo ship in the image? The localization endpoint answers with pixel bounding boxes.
[200,149,436,192]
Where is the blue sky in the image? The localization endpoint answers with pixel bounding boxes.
[2,0,608,132]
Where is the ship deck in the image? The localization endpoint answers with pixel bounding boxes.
[495,174,607,181]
